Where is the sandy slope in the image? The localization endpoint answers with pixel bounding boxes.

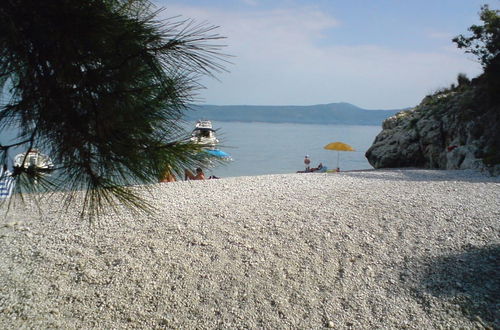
[0,169,499,329]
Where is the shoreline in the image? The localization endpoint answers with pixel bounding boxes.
[1,169,499,328]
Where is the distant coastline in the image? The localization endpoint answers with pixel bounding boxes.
[185,103,402,126]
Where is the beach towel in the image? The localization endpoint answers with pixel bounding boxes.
[0,168,15,199]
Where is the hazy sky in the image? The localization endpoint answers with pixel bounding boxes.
[154,0,498,109]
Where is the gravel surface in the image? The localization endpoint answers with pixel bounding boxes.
[0,169,499,329]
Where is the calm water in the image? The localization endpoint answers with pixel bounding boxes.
[1,121,382,179]
[202,122,382,178]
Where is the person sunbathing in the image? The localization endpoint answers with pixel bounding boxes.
[159,166,176,182]
[184,168,205,180]
[309,163,324,172]
[297,163,326,173]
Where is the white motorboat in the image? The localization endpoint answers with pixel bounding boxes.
[13,149,54,171]
[190,120,219,147]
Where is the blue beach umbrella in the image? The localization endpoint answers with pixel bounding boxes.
[204,149,232,159]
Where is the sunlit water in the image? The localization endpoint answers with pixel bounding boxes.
[0,121,383,180]
[201,121,382,178]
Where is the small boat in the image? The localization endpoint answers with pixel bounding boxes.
[13,149,54,172]
[190,120,219,147]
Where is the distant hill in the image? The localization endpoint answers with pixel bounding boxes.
[184,103,401,126]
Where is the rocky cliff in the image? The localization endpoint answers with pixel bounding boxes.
[365,80,500,175]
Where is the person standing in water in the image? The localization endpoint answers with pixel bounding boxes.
[304,155,311,172]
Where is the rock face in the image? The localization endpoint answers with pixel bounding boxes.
[366,85,500,175]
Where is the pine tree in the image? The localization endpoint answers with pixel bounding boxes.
[453,5,499,70]
[0,0,227,218]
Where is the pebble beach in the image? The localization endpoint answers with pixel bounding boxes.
[0,169,499,329]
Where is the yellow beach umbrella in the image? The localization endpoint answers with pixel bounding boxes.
[323,142,355,169]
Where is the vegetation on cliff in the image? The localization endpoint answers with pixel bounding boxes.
[366,5,500,174]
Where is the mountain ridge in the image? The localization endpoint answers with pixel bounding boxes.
[184,103,402,126]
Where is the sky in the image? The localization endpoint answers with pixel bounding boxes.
[154,0,499,109]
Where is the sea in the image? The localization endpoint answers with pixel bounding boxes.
[0,121,383,179]
[201,121,383,178]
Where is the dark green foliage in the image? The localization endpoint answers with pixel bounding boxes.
[407,117,419,129]
[453,5,500,69]
[0,0,227,218]
[456,73,470,87]
[366,6,500,172]
[453,5,500,101]
[483,144,500,166]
